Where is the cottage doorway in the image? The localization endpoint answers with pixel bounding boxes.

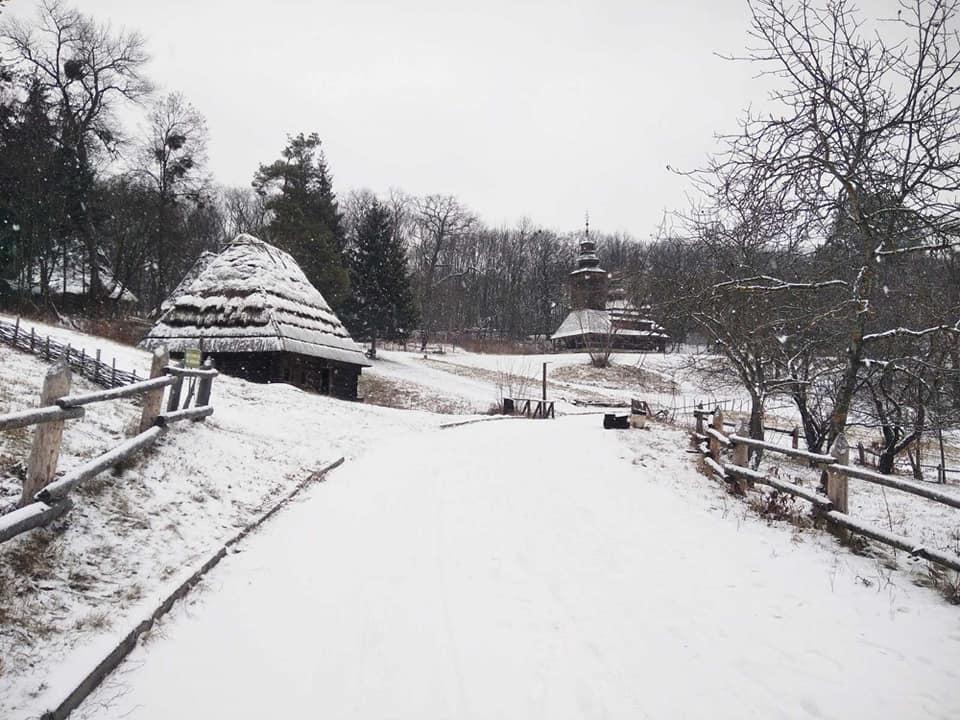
[320,368,331,395]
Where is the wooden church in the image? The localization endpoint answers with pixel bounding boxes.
[550,227,669,352]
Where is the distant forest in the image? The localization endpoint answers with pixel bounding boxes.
[0,1,672,348]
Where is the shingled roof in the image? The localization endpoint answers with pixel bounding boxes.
[141,234,369,367]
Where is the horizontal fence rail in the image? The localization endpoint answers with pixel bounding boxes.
[0,345,218,545]
[690,407,960,574]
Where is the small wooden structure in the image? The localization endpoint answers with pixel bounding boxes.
[141,235,369,400]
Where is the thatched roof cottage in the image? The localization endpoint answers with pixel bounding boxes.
[141,234,369,400]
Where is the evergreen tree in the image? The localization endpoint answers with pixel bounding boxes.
[0,80,68,303]
[346,199,417,355]
[253,132,349,307]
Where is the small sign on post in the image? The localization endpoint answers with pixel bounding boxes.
[184,348,202,369]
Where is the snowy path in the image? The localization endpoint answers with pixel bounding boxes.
[77,417,960,720]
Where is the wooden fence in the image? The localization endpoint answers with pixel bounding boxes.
[690,407,960,573]
[0,348,217,545]
[0,316,140,388]
[502,397,556,419]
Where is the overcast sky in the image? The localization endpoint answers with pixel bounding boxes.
[5,0,764,237]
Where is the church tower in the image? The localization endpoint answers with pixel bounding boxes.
[569,215,608,310]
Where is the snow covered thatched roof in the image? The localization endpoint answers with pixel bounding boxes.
[141,234,369,367]
[159,250,217,315]
[551,308,669,341]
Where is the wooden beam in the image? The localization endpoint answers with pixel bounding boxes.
[22,363,72,506]
[139,348,169,433]
[0,405,84,432]
[827,434,850,514]
[0,498,73,544]
[57,375,175,408]
[824,510,960,573]
[165,365,219,378]
[155,406,214,427]
[728,434,835,465]
[833,462,960,510]
[36,426,165,503]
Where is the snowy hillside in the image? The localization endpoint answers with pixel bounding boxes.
[1,316,959,719]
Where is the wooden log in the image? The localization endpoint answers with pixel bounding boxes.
[705,426,731,447]
[30,327,35,352]
[195,358,216,413]
[58,375,175,408]
[166,362,185,412]
[138,348,170,433]
[791,427,799,449]
[0,405,84,432]
[727,434,836,465]
[827,433,849,514]
[0,498,73,544]
[21,363,72,506]
[36,426,165,503]
[94,349,101,383]
[731,419,751,493]
[165,365,219,378]
[709,409,724,461]
[723,463,833,509]
[824,510,960,572]
[832,462,960,510]
[155,406,214,426]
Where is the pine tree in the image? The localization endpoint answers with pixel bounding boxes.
[253,132,349,307]
[347,199,417,355]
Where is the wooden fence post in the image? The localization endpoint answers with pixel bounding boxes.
[195,358,216,417]
[732,418,750,493]
[827,433,849,514]
[111,358,117,386]
[791,426,799,450]
[30,327,35,352]
[13,316,19,344]
[45,336,50,360]
[166,362,185,412]
[138,347,170,432]
[732,418,749,467]
[21,362,72,506]
[94,349,101,383]
[709,409,724,462]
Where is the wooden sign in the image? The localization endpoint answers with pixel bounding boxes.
[185,348,202,369]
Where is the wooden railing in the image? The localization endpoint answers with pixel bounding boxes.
[0,348,217,544]
[691,407,960,573]
[0,316,140,388]
[502,397,555,419]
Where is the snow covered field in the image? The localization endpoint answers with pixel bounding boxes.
[75,417,960,720]
[2,315,960,719]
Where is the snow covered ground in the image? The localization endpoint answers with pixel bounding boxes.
[2,315,960,718]
[75,417,960,720]
[0,318,450,718]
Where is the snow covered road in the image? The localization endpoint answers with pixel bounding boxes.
[77,417,960,720]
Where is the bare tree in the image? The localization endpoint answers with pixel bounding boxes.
[220,186,269,239]
[695,0,960,446]
[411,195,476,350]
